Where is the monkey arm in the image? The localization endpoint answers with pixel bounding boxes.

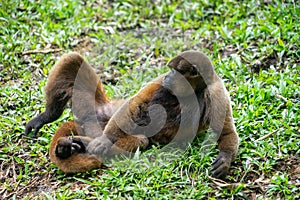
[208,82,239,179]
[211,103,239,179]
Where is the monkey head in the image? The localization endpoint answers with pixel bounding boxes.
[163,51,217,97]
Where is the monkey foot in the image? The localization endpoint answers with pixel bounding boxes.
[24,116,46,137]
[55,137,86,159]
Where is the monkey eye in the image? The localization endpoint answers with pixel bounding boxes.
[189,65,200,76]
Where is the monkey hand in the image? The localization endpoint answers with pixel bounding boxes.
[87,135,112,157]
[211,151,232,179]
[55,137,87,159]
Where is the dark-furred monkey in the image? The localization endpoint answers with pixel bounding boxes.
[25,51,239,179]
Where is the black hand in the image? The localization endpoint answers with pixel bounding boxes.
[212,151,231,179]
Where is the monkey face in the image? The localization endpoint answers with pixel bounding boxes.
[163,60,205,97]
[163,51,218,97]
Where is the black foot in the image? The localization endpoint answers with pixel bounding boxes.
[24,116,46,137]
[55,137,86,159]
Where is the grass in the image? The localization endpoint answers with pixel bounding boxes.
[1,0,299,199]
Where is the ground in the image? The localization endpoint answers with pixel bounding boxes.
[0,0,299,199]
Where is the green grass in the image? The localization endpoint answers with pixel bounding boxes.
[1,0,299,199]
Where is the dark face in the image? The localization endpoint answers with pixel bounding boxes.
[162,66,205,97]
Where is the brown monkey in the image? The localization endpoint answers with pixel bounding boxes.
[25,51,238,179]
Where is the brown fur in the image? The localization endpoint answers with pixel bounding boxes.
[25,51,238,178]
[49,121,102,173]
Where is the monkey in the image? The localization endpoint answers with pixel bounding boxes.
[25,51,239,179]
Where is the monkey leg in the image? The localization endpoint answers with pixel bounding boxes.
[50,121,102,173]
[25,52,110,137]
